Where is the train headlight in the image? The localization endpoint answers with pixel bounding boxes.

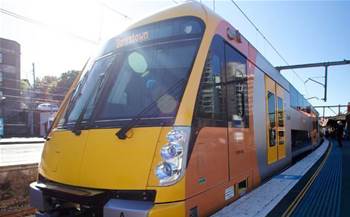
[167,130,185,143]
[160,142,183,160]
[156,162,178,180]
[155,127,190,186]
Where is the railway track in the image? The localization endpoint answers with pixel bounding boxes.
[0,164,38,217]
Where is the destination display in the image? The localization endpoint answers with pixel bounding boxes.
[99,16,204,56]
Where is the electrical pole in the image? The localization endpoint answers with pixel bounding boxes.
[32,63,36,88]
[324,66,328,102]
[29,63,35,136]
[276,59,350,102]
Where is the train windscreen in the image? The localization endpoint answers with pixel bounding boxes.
[59,17,204,128]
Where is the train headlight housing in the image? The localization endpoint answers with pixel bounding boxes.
[155,127,190,186]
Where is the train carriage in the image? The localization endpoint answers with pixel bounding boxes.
[29,2,319,217]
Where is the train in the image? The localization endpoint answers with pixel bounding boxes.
[29,2,319,217]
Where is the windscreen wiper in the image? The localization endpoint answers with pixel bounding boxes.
[63,74,88,125]
[116,78,186,140]
[72,73,106,135]
[71,99,89,136]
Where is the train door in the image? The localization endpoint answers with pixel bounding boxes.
[276,85,286,159]
[185,35,229,200]
[225,43,251,182]
[265,76,277,164]
[265,76,286,164]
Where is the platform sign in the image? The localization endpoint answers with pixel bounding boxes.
[0,117,4,137]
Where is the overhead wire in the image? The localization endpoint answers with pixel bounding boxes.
[98,1,132,20]
[0,8,99,45]
[229,0,310,97]
[0,2,132,112]
[0,3,131,87]
[2,1,311,100]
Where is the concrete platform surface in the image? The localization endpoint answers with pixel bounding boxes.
[212,140,329,217]
[0,143,44,166]
[0,137,45,145]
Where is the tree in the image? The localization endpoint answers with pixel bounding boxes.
[52,70,79,100]
[20,79,31,92]
[33,70,79,104]
[34,76,58,101]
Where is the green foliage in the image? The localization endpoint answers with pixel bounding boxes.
[20,79,31,91]
[52,70,79,99]
[34,70,79,101]
[35,75,58,99]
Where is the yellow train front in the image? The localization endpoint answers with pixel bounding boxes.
[29,2,319,217]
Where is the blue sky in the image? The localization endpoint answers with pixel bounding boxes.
[208,0,350,115]
[1,0,349,115]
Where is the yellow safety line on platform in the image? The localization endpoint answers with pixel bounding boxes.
[282,142,333,217]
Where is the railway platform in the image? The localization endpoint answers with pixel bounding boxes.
[278,139,343,217]
[212,138,350,217]
[0,137,45,145]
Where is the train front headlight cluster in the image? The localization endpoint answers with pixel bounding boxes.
[155,127,190,186]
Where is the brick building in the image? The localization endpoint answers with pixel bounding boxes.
[0,38,26,137]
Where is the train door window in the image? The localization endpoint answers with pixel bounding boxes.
[277,97,284,127]
[277,97,285,145]
[195,35,226,125]
[225,43,249,128]
[267,91,276,147]
[278,131,285,145]
[276,88,286,159]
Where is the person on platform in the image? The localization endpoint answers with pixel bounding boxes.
[336,121,344,147]
[344,122,348,140]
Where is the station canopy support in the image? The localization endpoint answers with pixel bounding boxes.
[313,104,348,118]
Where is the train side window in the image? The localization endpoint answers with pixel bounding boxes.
[225,43,249,128]
[237,179,248,196]
[195,35,226,125]
[267,91,276,146]
[291,130,310,151]
[290,86,297,109]
[278,131,285,145]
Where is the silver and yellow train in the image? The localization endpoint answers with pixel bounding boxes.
[29,2,319,217]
